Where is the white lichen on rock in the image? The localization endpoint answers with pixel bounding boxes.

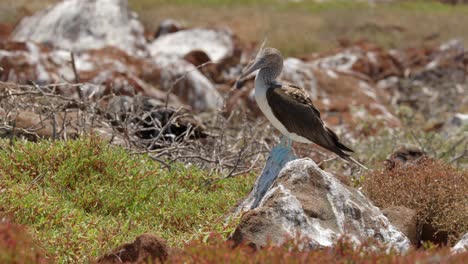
[12,0,148,57]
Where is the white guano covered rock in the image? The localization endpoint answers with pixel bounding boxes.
[0,42,163,99]
[12,0,148,57]
[232,158,410,252]
[149,28,235,62]
[452,232,468,253]
[282,58,318,100]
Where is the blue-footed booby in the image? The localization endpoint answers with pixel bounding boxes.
[236,47,367,169]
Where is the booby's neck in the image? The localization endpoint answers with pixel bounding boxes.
[255,67,281,94]
[255,55,283,86]
[256,68,277,85]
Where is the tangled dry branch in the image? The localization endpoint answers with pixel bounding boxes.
[0,80,274,178]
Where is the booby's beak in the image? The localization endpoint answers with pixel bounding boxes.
[235,58,263,89]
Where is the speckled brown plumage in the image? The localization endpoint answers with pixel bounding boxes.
[236,46,367,169]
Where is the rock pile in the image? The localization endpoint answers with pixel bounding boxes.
[2,0,466,134]
[1,0,239,113]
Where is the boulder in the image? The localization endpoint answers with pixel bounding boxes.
[153,55,222,112]
[231,158,410,252]
[149,28,236,63]
[11,0,148,57]
[97,234,168,264]
[382,206,419,245]
[452,232,468,253]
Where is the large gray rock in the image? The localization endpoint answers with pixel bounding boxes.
[12,0,148,57]
[453,232,468,253]
[153,55,222,112]
[231,158,410,252]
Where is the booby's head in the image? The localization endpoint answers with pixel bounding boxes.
[236,47,283,89]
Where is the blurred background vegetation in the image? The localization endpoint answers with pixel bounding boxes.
[1,0,468,56]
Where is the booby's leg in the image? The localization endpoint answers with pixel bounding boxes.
[242,135,297,210]
[280,136,293,149]
[279,135,287,146]
[286,137,293,149]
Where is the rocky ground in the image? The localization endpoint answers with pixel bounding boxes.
[0,0,467,263]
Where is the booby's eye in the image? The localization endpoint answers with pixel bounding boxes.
[257,57,267,65]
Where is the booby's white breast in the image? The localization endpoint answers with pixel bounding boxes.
[254,76,311,143]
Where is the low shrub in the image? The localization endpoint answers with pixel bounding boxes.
[167,234,468,264]
[362,158,467,245]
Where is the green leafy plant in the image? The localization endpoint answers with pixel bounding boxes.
[0,137,255,262]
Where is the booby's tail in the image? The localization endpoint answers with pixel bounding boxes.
[322,127,368,170]
[319,142,369,170]
[343,155,369,170]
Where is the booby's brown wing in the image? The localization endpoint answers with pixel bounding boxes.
[266,84,354,157]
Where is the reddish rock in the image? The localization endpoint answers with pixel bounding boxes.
[309,40,403,82]
[0,23,13,41]
[183,50,211,67]
[154,19,183,39]
[97,234,168,264]
[0,42,166,101]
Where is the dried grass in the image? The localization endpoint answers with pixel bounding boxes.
[0,81,272,178]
